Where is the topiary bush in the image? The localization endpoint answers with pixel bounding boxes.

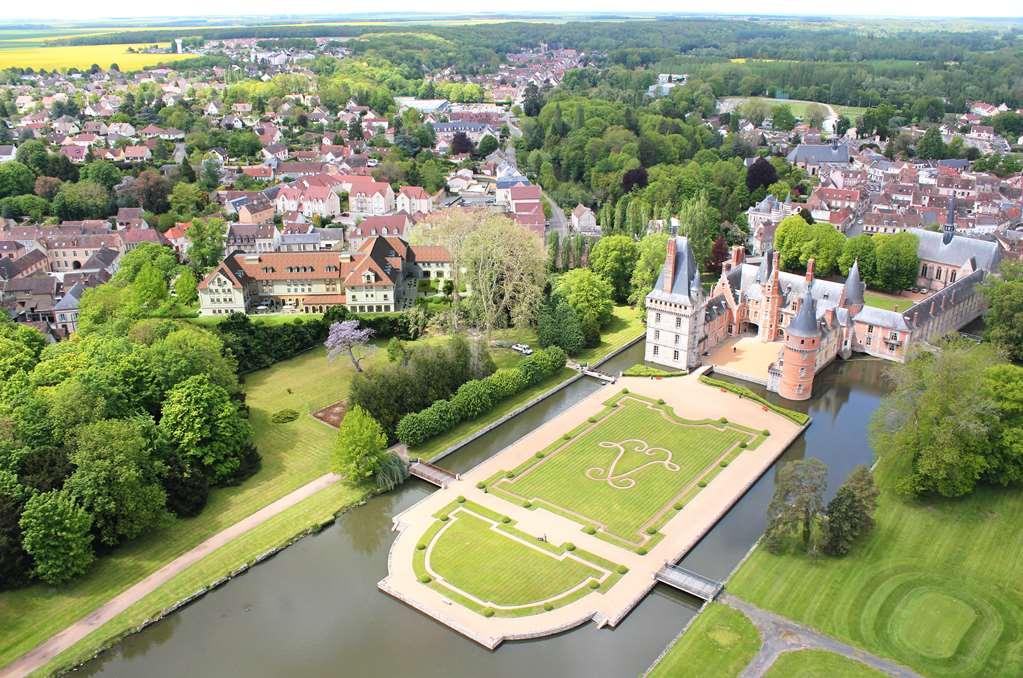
[271,409,299,423]
[483,607,495,617]
[565,542,575,551]
[698,480,707,487]
[486,367,528,399]
[637,547,648,555]
[419,575,432,583]
[456,495,466,503]
[450,378,496,421]
[616,565,628,574]
[583,526,596,535]
[589,580,600,589]
[543,602,554,611]
[739,441,748,448]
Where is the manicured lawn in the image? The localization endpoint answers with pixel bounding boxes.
[863,291,915,313]
[491,393,760,545]
[728,454,1023,677]
[648,603,761,678]
[764,650,887,678]
[412,501,624,617]
[575,305,644,364]
[39,482,370,677]
[0,346,367,671]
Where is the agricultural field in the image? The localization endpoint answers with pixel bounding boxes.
[648,603,761,678]
[411,500,624,617]
[728,453,1023,677]
[721,96,868,122]
[487,392,764,548]
[0,43,191,71]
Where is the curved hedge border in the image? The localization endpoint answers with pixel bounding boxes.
[396,347,567,447]
[699,375,810,426]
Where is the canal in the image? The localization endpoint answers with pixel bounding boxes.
[80,347,891,678]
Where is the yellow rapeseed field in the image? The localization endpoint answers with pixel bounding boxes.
[0,43,192,71]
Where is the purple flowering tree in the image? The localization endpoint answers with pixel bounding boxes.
[324,320,375,372]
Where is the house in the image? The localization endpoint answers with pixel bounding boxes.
[570,204,598,235]
[115,207,147,230]
[911,221,1000,292]
[350,181,395,217]
[226,223,281,254]
[746,194,799,255]
[124,145,152,163]
[238,197,276,225]
[347,214,412,250]
[786,142,850,176]
[197,236,451,315]
[0,145,17,163]
[396,186,433,215]
[164,222,192,257]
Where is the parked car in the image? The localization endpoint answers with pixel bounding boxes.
[511,343,534,355]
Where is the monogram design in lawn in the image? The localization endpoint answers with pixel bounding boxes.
[586,438,681,490]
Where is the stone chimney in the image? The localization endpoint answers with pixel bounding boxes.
[805,258,816,285]
[730,245,744,267]
[663,238,677,292]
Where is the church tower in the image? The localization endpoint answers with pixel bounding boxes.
[778,286,820,401]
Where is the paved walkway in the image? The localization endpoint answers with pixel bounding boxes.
[0,473,342,678]
[721,594,922,678]
[380,373,806,649]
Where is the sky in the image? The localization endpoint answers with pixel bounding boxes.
[1,2,1022,22]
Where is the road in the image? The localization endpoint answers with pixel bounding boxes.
[543,192,569,238]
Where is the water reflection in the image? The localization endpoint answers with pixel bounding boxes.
[81,352,889,678]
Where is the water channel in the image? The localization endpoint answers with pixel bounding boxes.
[81,345,891,678]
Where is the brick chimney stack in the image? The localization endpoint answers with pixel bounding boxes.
[663,238,677,292]
[805,258,816,285]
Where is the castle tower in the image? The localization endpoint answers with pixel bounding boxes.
[842,259,865,317]
[644,236,705,370]
[778,285,820,401]
[758,249,784,342]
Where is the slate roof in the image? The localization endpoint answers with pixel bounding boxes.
[648,236,701,305]
[786,143,850,165]
[908,228,1000,270]
[787,286,820,337]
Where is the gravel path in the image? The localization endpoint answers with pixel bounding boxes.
[721,593,921,678]
[1,473,341,678]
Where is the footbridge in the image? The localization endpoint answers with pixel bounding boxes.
[409,460,459,488]
[655,565,724,601]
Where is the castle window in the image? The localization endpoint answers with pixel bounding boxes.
[655,312,661,324]
[799,367,806,377]
[675,317,681,328]
[654,330,660,341]
[653,346,659,356]
[950,271,957,283]
[673,350,679,362]
[867,325,874,334]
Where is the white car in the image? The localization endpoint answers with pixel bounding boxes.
[511,343,534,355]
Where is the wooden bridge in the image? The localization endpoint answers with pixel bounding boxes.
[655,565,724,601]
[408,460,459,488]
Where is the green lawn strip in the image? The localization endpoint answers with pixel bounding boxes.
[728,453,1023,677]
[862,291,914,313]
[574,305,645,365]
[648,602,761,678]
[763,650,887,678]
[36,482,371,678]
[490,392,751,544]
[622,364,687,377]
[699,375,810,426]
[412,503,624,618]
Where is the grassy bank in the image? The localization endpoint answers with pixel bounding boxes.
[0,346,368,671]
[37,482,371,677]
[763,650,886,678]
[863,291,914,313]
[728,454,1023,677]
[647,603,760,678]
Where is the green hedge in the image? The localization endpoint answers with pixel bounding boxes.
[396,346,567,447]
[699,375,810,426]
[621,364,687,378]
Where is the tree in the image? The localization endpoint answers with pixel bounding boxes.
[522,82,543,117]
[178,157,196,183]
[158,374,253,485]
[838,234,877,284]
[19,490,94,585]
[16,139,49,176]
[629,232,670,307]
[169,182,207,219]
[771,104,797,131]
[843,465,879,520]
[589,235,639,304]
[174,268,198,305]
[916,127,946,160]
[185,217,226,274]
[0,161,35,199]
[555,268,614,347]
[821,485,869,556]
[870,341,999,498]
[79,160,123,191]
[835,115,852,137]
[33,175,62,200]
[872,232,919,292]
[124,169,171,213]
[678,191,719,271]
[765,459,827,554]
[805,103,828,130]
[199,160,221,191]
[981,363,1023,487]
[64,417,166,547]
[981,261,1023,362]
[333,405,387,483]
[450,132,474,155]
[0,476,33,589]
[709,236,729,274]
[476,134,499,157]
[325,320,374,372]
[537,296,585,355]
[52,180,110,220]
[745,156,778,193]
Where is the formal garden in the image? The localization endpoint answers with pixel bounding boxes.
[483,391,767,551]
[411,499,626,618]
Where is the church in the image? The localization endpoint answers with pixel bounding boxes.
[644,227,994,401]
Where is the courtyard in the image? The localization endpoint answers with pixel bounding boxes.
[379,369,807,648]
[705,335,784,384]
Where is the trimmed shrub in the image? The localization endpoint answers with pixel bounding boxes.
[523,500,532,508]
[698,480,707,488]
[543,602,554,611]
[456,495,466,503]
[720,461,729,467]
[535,452,545,458]
[486,368,527,399]
[616,565,628,574]
[501,516,511,524]
[505,471,515,478]
[637,547,648,555]
[645,526,657,535]
[271,409,299,423]
[739,441,748,448]
[483,607,495,617]
[565,542,576,551]
[439,515,449,522]
[451,378,496,422]
[583,526,596,535]
[419,575,432,583]
[476,481,486,489]
[674,502,684,510]
[395,411,429,447]
[589,580,600,589]
[622,364,686,377]
[417,543,426,550]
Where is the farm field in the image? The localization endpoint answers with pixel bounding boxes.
[0,43,190,71]
[728,453,1023,677]
[722,95,868,121]
[488,392,762,547]
[647,603,761,678]
[411,500,623,618]
[0,345,368,670]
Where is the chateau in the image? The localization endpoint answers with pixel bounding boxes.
[645,230,997,400]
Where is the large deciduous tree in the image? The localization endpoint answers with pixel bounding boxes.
[981,261,1023,362]
[325,320,374,372]
[554,268,614,348]
[872,232,919,292]
[19,490,94,585]
[185,217,226,274]
[333,405,387,483]
[765,458,827,554]
[52,180,111,220]
[628,232,670,308]
[589,235,639,304]
[0,161,35,199]
[678,191,719,272]
[745,156,778,193]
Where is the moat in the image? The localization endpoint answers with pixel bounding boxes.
[80,345,891,678]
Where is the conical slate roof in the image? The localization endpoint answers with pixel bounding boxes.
[653,236,701,304]
[844,259,865,307]
[787,286,820,338]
